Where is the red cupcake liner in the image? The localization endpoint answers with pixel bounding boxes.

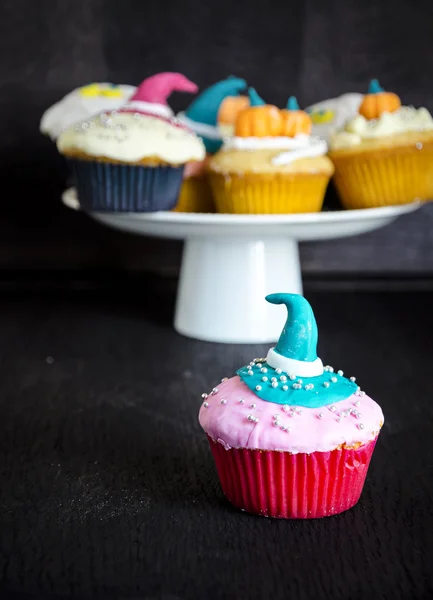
[208,436,378,519]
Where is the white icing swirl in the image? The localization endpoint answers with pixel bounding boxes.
[57,112,205,164]
[222,134,328,165]
[330,106,433,149]
[176,112,223,140]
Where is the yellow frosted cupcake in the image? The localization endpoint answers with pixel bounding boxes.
[208,89,334,214]
[328,79,433,209]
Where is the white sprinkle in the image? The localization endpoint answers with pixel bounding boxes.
[318,412,324,419]
[262,376,268,382]
[331,377,338,383]
[349,376,356,382]
[203,402,209,408]
[358,423,365,430]
[271,381,278,388]
[280,375,287,382]
[220,399,227,405]
[329,405,336,412]
[250,403,256,408]
[323,382,330,388]
[255,385,262,391]
[289,374,296,380]
[276,368,282,374]
[248,370,254,376]
[282,385,288,391]
[261,367,268,373]
[338,370,344,376]
[271,377,277,382]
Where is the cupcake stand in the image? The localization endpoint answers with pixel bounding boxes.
[62,188,419,344]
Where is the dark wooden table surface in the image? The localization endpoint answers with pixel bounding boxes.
[0,279,432,599]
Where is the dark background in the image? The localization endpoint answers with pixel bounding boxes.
[1,0,433,277]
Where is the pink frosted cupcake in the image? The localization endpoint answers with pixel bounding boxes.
[199,293,384,519]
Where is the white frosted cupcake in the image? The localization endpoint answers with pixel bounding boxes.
[57,73,205,212]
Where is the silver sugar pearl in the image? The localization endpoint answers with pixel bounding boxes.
[273,420,279,427]
[318,412,324,419]
[221,377,228,382]
[358,423,365,430]
[275,368,282,374]
[329,405,336,412]
[280,375,287,382]
[331,377,338,383]
[271,381,278,388]
[256,363,262,368]
[323,382,330,388]
[354,401,360,407]
[201,393,208,399]
[220,399,227,405]
[289,374,296,380]
[239,399,244,404]
[282,385,288,391]
[297,379,303,385]
[255,385,262,391]
[262,376,268,382]
[261,367,268,373]
[283,405,290,412]
[203,402,209,408]
[248,370,254,376]
[250,403,256,408]
[271,377,277,382]
[349,376,356,382]
[338,370,344,376]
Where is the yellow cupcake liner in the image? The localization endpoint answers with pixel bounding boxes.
[208,172,331,214]
[330,144,433,209]
[174,175,215,213]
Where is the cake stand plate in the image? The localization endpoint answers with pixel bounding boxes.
[62,188,419,343]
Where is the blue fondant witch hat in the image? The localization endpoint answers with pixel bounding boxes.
[182,76,247,153]
[236,293,358,408]
[265,293,321,374]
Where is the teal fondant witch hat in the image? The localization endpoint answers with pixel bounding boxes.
[184,76,246,152]
[266,293,318,363]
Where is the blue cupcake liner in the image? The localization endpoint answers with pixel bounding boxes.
[68,159,185,212]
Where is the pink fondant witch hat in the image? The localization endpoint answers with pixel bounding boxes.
[126,72,198,118]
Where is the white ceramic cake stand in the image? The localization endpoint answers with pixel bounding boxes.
[62,188,419,344]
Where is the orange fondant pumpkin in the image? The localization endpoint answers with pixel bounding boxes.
[280,96,312,137]
[235,88,282,137]
[218,96,250,125]
[359,79,401,120]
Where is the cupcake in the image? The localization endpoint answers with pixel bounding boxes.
[208,89,334,214]
[56,72,205,212]
[328,79,433,209]
[175,76,246,213]
[305,93,363,144]
[40,82,137,140]
[199,293,384,519]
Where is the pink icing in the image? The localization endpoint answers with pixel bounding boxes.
[130,72,198,105]
[199,376,383,454]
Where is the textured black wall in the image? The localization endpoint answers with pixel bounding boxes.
[1,0,433,274]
